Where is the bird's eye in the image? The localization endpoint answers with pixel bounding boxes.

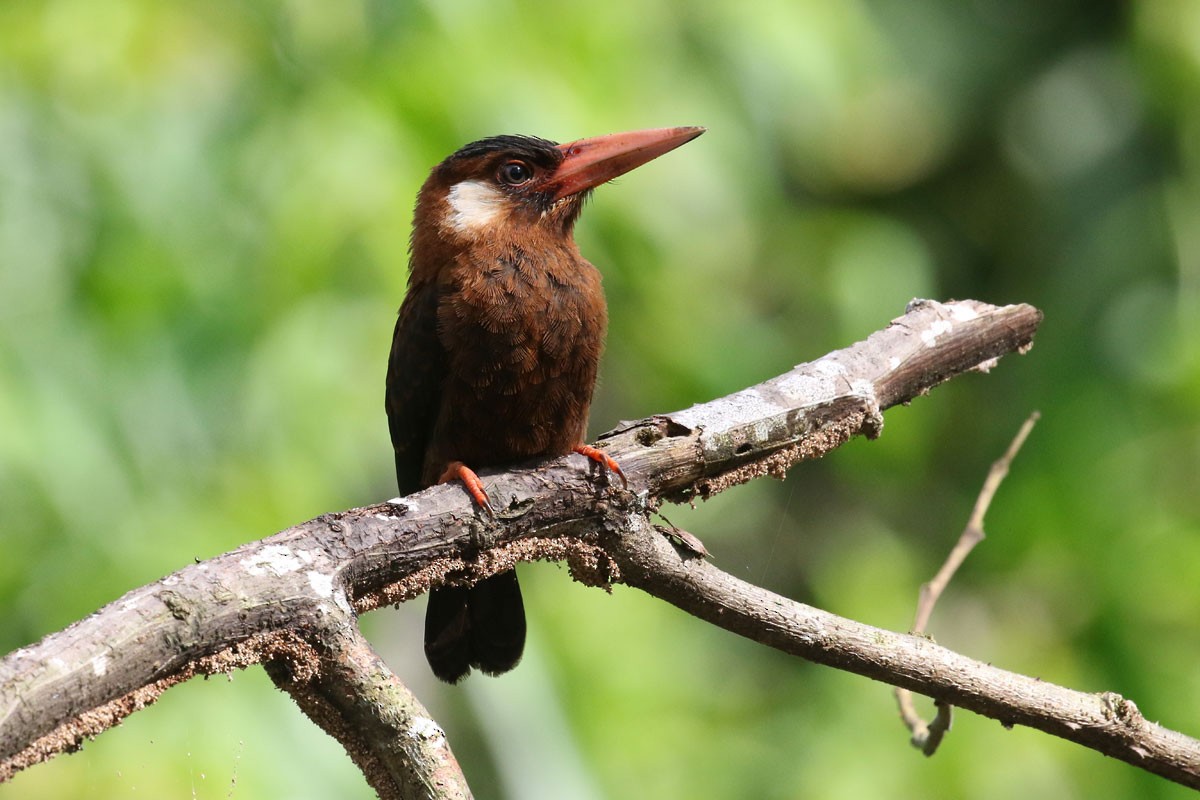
[497,161,533,186]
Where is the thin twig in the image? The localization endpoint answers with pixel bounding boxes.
[896,411,1040,755]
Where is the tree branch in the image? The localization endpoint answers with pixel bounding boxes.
[262,597,472,800]
[607,513,1200,787]
[12,300,1185,794]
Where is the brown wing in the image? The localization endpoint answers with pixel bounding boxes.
[386,266,530,684]
[385,279,445,495]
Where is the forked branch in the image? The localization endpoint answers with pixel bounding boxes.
[10,301,1187,797]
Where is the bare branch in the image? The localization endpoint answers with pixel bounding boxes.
[263,596,472,800]
[608,513,1200,787]
[22,301,1182,793]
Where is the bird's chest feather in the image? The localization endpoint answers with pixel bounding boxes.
[430,246,607,465]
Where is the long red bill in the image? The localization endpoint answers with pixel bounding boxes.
[550,126,705,201]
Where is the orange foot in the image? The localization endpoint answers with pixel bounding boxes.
[573,444,628,489]
[437,460,495,517]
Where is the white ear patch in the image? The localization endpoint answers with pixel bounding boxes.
[445,180,506,233]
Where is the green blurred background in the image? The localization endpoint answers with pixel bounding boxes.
[3,0,1199,797]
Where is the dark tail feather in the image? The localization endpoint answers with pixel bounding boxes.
[424,585,473,683]
[468,569,525,676]
[424,570,526,683]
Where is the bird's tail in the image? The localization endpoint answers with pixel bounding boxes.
[424,569,526,683]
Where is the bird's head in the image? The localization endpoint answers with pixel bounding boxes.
[410,126,704,264]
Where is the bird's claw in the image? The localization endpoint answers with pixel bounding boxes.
[573,444,628,489]
[438,460,496,518]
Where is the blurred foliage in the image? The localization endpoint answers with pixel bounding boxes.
[2,0,1199,797]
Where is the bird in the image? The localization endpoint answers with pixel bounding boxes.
[386,126,705,683]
